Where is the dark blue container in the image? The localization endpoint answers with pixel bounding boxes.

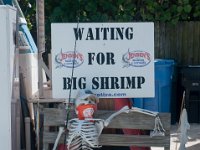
[132,59,175,112]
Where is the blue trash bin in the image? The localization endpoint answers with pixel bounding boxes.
[131,59,175,113]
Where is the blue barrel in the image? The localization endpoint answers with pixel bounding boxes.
[131,59,175,112]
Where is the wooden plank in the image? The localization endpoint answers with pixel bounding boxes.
[16,117,21,150]
[187,22,194,64]
[164,23,171,58]
[43,132,66,144]
[176,22,183,64]
[43,132,170,148]
[193,22,200,64]
[28,98,66,103]
[187,21,192,64]
[168,23,177,60]
[170,23,177,62]
[16,100,21,150]
[182,22,190,65]
[154,22,160,58]
[158,22,166,58]
[95,111,171,130]
[43,127,49,150]
[43,108,67,126]
[99,134,170,147]
[25,117,31,150]
[11,101,17,149]
[43,108,170,130]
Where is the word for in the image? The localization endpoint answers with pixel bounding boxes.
[88,52,115,65]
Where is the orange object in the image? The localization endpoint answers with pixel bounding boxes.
[76,104,96,120]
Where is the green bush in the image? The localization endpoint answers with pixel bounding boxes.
[19,0,200,52]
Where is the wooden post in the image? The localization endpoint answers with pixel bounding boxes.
[25,117,31,150]
[16,117,21,150]
[36,0,45,97]
[16,99,21,150]
[36,102,40,150]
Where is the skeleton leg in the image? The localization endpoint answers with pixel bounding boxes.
[52,126,64,150]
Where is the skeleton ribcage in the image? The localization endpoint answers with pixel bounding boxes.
[67,119,101,150]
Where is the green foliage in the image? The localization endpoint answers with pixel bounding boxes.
[19,0,200,30]
[44,0,200,23]
[18,0,200,51]
[18,0,37,41]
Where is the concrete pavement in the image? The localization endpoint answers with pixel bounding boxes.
[152,124,200,150]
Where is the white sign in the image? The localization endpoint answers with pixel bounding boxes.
[52,22,154,98]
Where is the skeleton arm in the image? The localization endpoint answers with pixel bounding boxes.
[104,106,130,126]
[92,106,130,137]
[130,107,158,117]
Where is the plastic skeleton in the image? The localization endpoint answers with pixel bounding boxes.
[52,90,129,150]
[66,90,130,150]
[53,92,165,150]
[66,106,129,150]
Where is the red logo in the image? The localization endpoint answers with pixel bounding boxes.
[55,50,84,68]
[122,50,151,67]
